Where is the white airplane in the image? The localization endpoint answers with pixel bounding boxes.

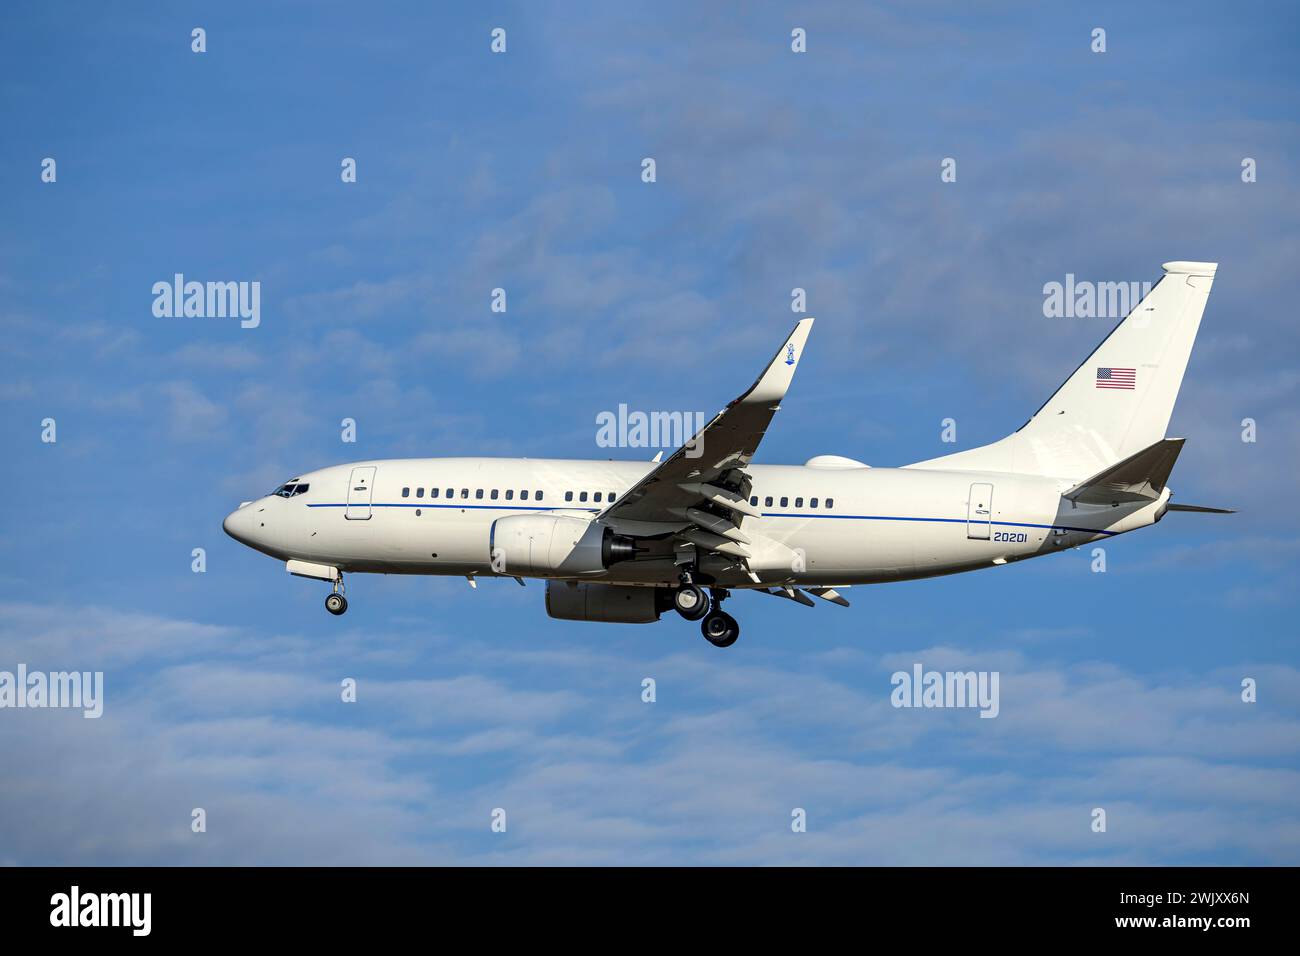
[225,261,1231,647]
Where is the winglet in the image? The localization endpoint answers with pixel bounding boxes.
[740,318,814,406]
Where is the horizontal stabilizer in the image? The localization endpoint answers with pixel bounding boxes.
[1166,503,1236,514]
[1063,438,1184,505]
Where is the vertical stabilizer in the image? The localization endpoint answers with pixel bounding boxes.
[908,261,1217,480]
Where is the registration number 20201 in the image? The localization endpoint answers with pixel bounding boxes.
[993,531,1028,543]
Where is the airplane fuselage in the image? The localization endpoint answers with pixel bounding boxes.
[224,456,1167,588]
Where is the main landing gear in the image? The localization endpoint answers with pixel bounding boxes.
[700,605,739,648]
[673,572,740,647]
[672,581,709,621]
[325,576,348,616]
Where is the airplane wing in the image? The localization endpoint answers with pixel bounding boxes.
[596,318,813,538]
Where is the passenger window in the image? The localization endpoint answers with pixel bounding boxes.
[475,489,484,499]
[445,489,453,499]
[505,490,514,500]
[402,487,410,498]
[521,490,529,501]
[750,496,758,506]
[461,488,469,499]
[795,497,803,508]
[780,497,789,507]
[764,496,773,507]
[431,488,439,499]
[594,492,602,503]
[565,491,573,502]
[826,498,834,509]
[579,492,588,502]
[490,489,499,500]
[608,492,615,501]
[416,487,425,498]
[810,497,818,508]
[536,491,544,501]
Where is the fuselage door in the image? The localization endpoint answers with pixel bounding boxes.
[346,466,377,520]
[966,482,993,540]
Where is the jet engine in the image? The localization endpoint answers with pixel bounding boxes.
[488,514,638,577]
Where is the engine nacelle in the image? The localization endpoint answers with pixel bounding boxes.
[488,514,638,577]
[545,581,663,623]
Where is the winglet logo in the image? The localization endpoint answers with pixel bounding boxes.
[785,343,796,366]
[50,886,151,936]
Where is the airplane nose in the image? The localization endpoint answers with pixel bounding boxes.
[223,506,251,544]
[223,503,264,547]
[224,499,283,556]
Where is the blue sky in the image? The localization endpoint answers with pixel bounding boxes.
[1,0,1298,864]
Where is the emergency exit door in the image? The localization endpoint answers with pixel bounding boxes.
[346,466,376,519]
[966,482,993,540]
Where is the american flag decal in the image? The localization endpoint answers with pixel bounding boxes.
[1096,367,1136,389]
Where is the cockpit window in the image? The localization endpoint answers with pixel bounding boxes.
[272,482,310,498]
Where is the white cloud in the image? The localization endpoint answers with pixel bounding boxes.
[1,602,1295,864]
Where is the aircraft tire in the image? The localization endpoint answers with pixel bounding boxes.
[674,584,709,621]
[701,610,739,647]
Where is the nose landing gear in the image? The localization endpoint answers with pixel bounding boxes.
[325,576,348,616]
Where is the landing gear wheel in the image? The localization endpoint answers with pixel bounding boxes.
[325,593,348,616]
[701,610,739,647]
[674,584,709,621]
